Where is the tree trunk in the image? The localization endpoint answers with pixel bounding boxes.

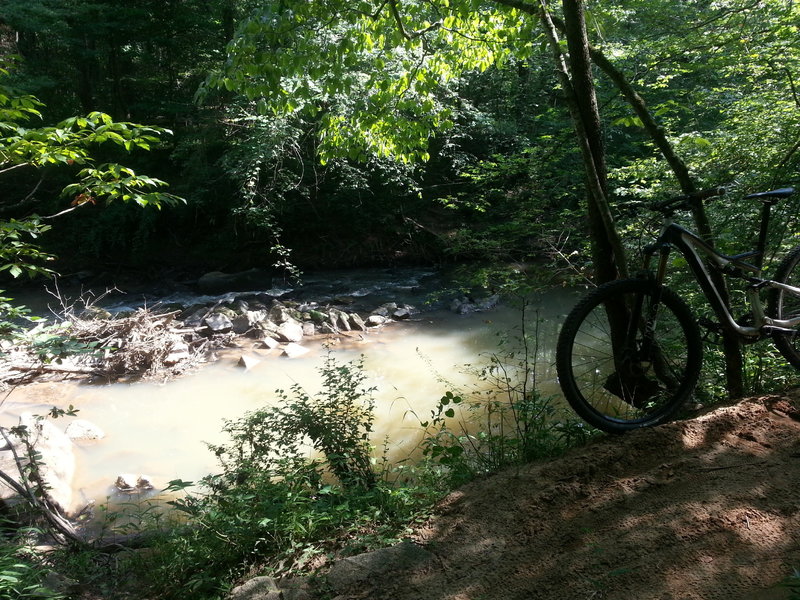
[537,0,627,283]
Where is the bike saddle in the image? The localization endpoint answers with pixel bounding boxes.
[745,187,795,201]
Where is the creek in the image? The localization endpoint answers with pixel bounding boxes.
[0,269,577,514]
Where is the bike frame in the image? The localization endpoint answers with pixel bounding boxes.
[643,218,800,340]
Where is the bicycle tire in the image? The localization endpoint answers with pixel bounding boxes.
[556,279,703,433]
[767,244,800,369]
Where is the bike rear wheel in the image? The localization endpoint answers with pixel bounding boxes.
[768,244,800,369]
[556,279,703,433]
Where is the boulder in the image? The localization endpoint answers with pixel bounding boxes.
[0,414,75,513]
[331,309,351,332]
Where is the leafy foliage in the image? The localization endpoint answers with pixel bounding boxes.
[419,304,594,485]
[134,354,435,598]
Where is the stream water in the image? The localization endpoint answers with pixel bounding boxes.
[0,271,578,513]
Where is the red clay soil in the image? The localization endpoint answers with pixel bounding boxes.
[333,393,800,600]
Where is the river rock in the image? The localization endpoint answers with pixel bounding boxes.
[366,315,386,327]
[391,307,411,320]
[237,354,261,370]
[269,303,293,324]
[475,294,500,310]
[307,310,328,324]
[276,319,304,343]
[371,303,397,318]
[115,474,154,492]
[349,312,367,331]
[203,313,233,334]
[301,322,316,337]
[0,414,75,514]
[181,306,210,328]
[64,419,105,442]
[319,322,338,334]
[257,337,281,350]
[282,343,309,359]
[232,310,268,335]
[330,309,351,331]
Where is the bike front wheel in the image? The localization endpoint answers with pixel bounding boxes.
[556,279,703,433]
[768,244,800,369]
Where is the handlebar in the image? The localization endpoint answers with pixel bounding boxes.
[652,187,726,214]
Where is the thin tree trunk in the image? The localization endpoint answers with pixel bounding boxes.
[586,42,744,398]
[537,0,627,283]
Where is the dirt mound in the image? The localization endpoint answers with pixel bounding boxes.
[335,394,800,600]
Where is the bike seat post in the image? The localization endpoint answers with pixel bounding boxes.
[754,199,774,272]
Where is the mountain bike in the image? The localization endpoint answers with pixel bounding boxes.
[556,186,797,433]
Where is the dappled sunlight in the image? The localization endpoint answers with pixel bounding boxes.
[350,397,800,600]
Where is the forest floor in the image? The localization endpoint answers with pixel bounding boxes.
[329,392,800,600]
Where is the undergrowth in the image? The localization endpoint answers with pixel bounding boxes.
[7,308,592,600]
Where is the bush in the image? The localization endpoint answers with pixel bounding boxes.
[136,354,438,599]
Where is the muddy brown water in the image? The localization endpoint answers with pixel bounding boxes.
[0,289,575,514]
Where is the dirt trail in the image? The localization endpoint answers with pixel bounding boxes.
[334,393,800,600]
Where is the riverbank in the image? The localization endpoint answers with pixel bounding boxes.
[311,392,800,600]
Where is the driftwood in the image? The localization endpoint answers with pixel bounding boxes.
[1,307,210,386]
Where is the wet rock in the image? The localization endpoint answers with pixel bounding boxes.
[282,343,309,359]
[308,310,328,324]
[257,337,281,350]
[115,474,154,492]
[475,294,500,310]
[276,319,304,343]
[237,355,261,370]
[319,322,338,334]
[366,315,387,327]
[203,313,233,334]
[64,419,105,442]
[269,303,294,324]
[391,307,411,320]
[371,303,397,318]
[302,322,316,337]
[331,309,351,331]
[232,310,269,335]
[349,313,367,331]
